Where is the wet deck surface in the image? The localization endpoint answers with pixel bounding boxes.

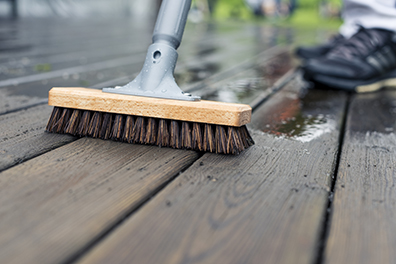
[1,17,396,264]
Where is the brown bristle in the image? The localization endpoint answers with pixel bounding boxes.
[46,107,62,132]
[169,120,181,149]
[52,108,72,133]
[145,118,157,145]
[156,119,169,147]
[132,117,145,144]
[111,114,125,140]
[122,115,135,142]
[87,112,103,138]
[99,113,113,140]
[203,124,215,152]
[65,109,82,135]
[76,111,92,136]
[47,107,254,154]
[47,107,60,132]
[181,122,192,149]
[239,125,255,147]
[226,127,244,155]
[215,125,227,154]
[192,122,203,151]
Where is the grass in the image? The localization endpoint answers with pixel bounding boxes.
[208,0,342,30]
[282,9,342,29]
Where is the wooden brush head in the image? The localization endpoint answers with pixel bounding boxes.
[48,87,251,127]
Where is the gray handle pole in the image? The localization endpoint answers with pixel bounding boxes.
[102,0,200,101]
[153,0,192,49]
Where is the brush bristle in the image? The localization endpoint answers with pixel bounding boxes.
[122,115,134,142]
[46,107,254,154]
[65,109,82,135]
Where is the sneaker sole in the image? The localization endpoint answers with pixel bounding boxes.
[356,78,396,93]
[310,68,396,93]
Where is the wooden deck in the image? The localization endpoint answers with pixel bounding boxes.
[1,17,396,264]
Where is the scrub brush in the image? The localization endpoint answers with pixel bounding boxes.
[46,0,254,154]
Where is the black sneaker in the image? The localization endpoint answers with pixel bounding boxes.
[303,27,396,92]
[295,34,345,60]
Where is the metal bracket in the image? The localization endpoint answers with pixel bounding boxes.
[103,43,200,101]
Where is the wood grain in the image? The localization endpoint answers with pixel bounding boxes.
[0,138,200,264]
[0,52,295,264]
[324,90,396,264]
[0,17,333,264]
[48,87,252,126]
[0,104,76,171]
[78,77,348,264]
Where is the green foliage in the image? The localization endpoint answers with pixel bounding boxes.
[211,0,255,20]
[34,64,52,72]
[195,0,342,28]
[284,9,342,29]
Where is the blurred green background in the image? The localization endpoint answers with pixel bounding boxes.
[192,0,342,29]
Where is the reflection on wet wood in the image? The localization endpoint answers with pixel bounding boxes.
[251,77,346,144]
[1,26,278,113]
[325,90,396,264]
[77,76,348,264]
[195,48,295,105]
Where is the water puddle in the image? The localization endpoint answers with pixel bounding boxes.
[253,88,343,142]
[199,52,294,104]
[263,111,336,142]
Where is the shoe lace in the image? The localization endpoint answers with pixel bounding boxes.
[330,27,391,60]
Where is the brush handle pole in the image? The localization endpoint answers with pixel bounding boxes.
[152,0,192,49]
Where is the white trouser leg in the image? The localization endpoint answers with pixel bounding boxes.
[339,0,396,38]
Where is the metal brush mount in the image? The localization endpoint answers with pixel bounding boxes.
[103,0,200,101]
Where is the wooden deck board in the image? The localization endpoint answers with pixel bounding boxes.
[0,19,153,62]
[0,104,76,171]
[0,28,247,82]
[0,26,292,264]
[0,17,345,264]
[0,31,272,114]
[0,139,200,264]
[77,77,348,264]
[324,90,396,264]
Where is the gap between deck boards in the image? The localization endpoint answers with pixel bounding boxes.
[314,93,351,264]
[74,74,346,263]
